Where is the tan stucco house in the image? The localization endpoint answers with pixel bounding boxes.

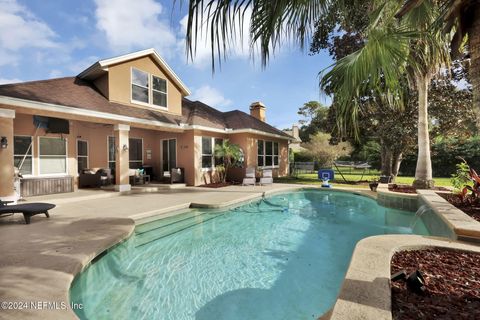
[0,49,291,199]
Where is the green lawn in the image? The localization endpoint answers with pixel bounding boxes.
[275,171,453,188]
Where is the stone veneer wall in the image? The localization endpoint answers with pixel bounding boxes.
[375,185,456,239]
[376,185,418,211]
[417,197,457,239]
[417,190,480,243]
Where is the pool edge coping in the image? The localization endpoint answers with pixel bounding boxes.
[416,190,480,241]
[327,234,480,320]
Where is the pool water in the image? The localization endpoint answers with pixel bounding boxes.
[70,190,430,320]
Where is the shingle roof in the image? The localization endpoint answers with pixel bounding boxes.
[0,77,182,125]
[0,77,290,138]
[223,110,290,137]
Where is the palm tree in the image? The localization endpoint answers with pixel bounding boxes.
[396,0,480,131]
[319,1,450,188]
[214,139,242,183]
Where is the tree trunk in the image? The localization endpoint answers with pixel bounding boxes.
[380,143,393,177]
[470,5,480,133]
[381,147,392,177]
[391,151,403,179]
[413,73,434,189]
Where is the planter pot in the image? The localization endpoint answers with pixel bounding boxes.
[369,183,379,192]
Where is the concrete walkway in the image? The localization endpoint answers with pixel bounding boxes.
[4,184,364,319]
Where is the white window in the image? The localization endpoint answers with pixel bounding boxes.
[201,137,223,169]
[129,138,143,169]
[152,75,167,108]
[13,136,33,176]
[257,140,279,167]
[77,140,88,173]
[108,136,115,170]
[39,137,67,175]
[131,68,168,109]
[131,68,149,104]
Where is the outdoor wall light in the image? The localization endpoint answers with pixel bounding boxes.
[0,136,7,149]
[122,144,129,151]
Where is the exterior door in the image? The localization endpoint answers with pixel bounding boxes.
[162,139,176,177]
[77,139,88,173]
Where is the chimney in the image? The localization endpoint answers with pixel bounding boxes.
[292,125,300,140]
[250,101,266,122]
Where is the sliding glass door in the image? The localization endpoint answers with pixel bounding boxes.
[162,139,176,177]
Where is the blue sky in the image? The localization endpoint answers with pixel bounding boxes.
[0,0,333,129]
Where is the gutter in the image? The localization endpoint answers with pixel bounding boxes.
[0,95,292,141]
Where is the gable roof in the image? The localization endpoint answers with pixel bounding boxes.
[77,48,191,96]
[0,77,290,139]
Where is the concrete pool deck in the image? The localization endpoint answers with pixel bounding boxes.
[3,184,374,319]
[6,184,469,320]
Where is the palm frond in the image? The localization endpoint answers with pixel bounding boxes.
[184,0,330,70]
[395,0,424,19]
[319,25,416,137]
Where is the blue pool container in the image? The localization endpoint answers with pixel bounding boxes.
[318,169,334,181]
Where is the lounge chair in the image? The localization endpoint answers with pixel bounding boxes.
[242,167,256,186]
[259,169,273,185]
[0,200,55,224]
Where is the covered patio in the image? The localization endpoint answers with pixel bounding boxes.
[0,109,192,200]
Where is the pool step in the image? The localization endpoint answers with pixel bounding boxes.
[134,210,224,247]
[136,210,203,234]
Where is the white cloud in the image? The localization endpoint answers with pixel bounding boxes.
[0,0,57,51]
[190,85,232,109]
[178,9,251,68]
[94,0,178,57]
[68,55,100,74]
[0,49,18,67]
[0,78,22,85]
[48,70,63,78]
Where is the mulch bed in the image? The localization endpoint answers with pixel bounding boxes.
[391,249,480,320]
[388,184,450,194]
[437,193,480,222]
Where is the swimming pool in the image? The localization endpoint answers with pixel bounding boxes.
[70,190,430,320]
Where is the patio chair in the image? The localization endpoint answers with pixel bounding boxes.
[259,169,273,185]
[129,169,147,185]
[0,200,55,224]
[242,167,256,186]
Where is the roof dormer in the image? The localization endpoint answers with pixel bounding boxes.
[77,48,190,116]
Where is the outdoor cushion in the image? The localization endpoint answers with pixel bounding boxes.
[242,167,256,186]
[0,202,55,224]
[259,169,273,185]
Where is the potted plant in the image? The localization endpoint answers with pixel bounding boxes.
[369,178,379,192]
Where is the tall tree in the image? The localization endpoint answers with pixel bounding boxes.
[320,1,450,188]
[297,101,331,141]
[429,60,474,138]
[308,0,418,178]
[396,0,480,131]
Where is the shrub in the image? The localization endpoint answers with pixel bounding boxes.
[301,133,353,168]
[399,136,480,177]
[451,160,472,192]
